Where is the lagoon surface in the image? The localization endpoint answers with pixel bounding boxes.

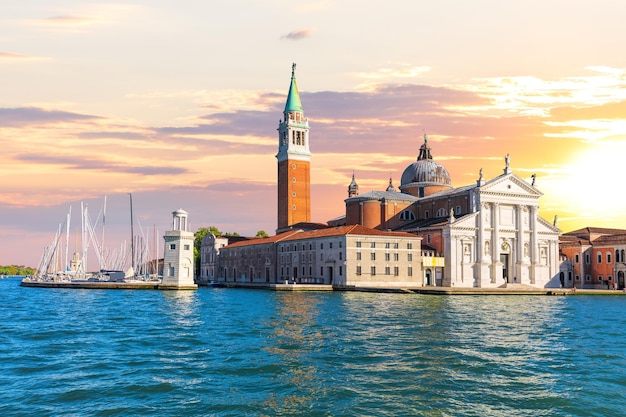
[1,277,625,416]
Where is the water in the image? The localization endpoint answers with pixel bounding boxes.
[1,277,625,416]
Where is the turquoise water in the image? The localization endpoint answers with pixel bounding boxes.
[1,277,625,416]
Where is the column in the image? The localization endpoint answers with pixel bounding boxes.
[530,205,538,284]
[491,202,500,283]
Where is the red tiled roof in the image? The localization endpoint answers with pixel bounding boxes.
[563,227,626,239]
[280,224,419,241]
[224,225,420,249]
[592,234,626,246]
[224,230,300,248]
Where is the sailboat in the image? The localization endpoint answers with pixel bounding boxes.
[27,195,160,284]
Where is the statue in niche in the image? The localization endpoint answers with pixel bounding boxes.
[484,241,490,256]
[524,242,529,257]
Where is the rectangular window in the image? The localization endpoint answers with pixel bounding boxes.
[408,266,413,276]
[330,242,333,249]
[385,242,390,249]
[586,275,591,281]
[320,243,324,249]
[356,241,361,248]
[356,252,361,260]
[394,243,399,249]
[394,253,399,261]
[169,266,175,276]
[184,244,190,250]
[608,276,612,281]
[339,266,343,276]
[394,266,399,276]
[607,253,612,263]
[339,252,343,260]
[597,253,602,264]
[371,266,376,276]
[408,253,413,261]
[427,234,431,244]
[356,266,361,276]
[407,243,413,250]
[385,253,390,261]
[575,275,580,281]
[585,254,590,264]
[575,254,579,263]
[371,252,376,261]
[371,242,376,248]
[339,241,342,248]
[170,244,176,250]
[321,267,324,275]
[385,266,390,275]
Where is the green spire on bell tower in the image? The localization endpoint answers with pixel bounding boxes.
[284,62,303,113]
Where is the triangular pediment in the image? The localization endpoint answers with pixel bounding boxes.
[479,173,542,197]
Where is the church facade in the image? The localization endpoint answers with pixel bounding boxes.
[342,137,562,288]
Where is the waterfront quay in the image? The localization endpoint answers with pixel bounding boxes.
[210,281,626,296]
[20,279,197,290]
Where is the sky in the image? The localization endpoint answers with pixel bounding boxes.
[2,0,626,268]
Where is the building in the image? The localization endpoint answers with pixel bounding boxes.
[559,227,626,289]
[202,66,563,289]
[198,233,229,284]
[341,136,562,288]
[161,209,197,289]
[276,63,311,233]
[217,225,423,288]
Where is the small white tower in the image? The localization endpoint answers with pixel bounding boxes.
[160,209,197,289]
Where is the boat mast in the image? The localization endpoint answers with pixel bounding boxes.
[65,206,71,273]
[102,196,106,270]
[129,193,135,275]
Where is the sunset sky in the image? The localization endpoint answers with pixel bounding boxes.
[2,0,626,268]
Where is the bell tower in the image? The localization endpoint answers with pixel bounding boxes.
[276,63,311,233]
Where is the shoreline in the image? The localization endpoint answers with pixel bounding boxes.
[19,277,626,295]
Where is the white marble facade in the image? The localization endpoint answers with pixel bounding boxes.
[443,172,561,288]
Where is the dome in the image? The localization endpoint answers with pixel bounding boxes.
[399,135,452,196]
[400,160,451,187]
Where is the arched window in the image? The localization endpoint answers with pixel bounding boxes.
[400,210,415,221]
[616,249,620,263]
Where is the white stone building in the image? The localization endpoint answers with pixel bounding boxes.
[341,136,562,288]
[161,209,197,289]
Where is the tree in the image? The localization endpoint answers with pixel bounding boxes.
[193,227,210,277]
[255,230,269,238]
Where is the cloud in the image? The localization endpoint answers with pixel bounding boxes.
[356,66,432,81]
[281,29,313,40]
[43,15,97,26]
[0,52,40,60]
[0,107,101,127]
[14,154,189,176]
